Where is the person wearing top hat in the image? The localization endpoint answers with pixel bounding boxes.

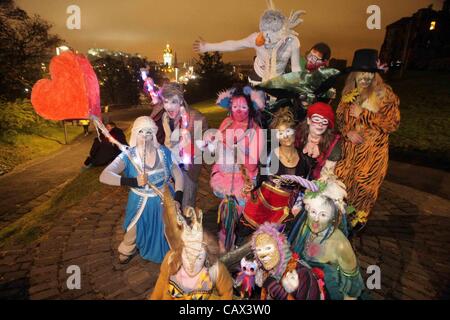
[335,49,400,233]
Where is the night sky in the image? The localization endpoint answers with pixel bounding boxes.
[16,0,444,63]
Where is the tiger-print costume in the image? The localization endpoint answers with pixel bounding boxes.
[335,84,400,222]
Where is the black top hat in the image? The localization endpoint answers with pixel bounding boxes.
[348,49,380,73]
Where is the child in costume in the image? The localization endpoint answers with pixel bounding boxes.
[335,49,400,232]
[289,175,365,300]
[150,206,233,300]
[99,116,184,264]
[193,0,305,83]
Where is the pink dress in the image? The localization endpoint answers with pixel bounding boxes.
[210,117,263,205]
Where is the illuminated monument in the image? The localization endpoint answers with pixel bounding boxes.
[163,44,174,72]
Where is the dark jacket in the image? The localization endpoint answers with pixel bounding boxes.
[84,128,128,167]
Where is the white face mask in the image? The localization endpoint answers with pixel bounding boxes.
[275,124,295,147]
[182,247,206,277]
[307,114,328,136]
[137,128,154,145]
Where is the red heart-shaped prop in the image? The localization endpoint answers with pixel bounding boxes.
[31,51,101,121]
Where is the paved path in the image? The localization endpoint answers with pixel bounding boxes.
[0,107,150,229]
[0,164,449,300]
[0,165,219,300]
[0,104,449,300]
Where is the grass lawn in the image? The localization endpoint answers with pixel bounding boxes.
[388,71,450,170]
[0,122,83,175]
[190,99,228,129]
[331,70,449,170]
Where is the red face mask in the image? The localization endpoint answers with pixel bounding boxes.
[231,97,249,122]
[306,53,328,72]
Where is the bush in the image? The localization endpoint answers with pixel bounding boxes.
[0,99,52,142]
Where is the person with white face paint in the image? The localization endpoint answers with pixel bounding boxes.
[193,0,305,83]
[335,49,400,233]
[99,116,184,264]
[150,206,233,300]
[288,177,365,300]
[251,223,321,300]
[152,83,208,209]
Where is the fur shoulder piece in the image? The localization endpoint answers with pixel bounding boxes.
[209,262,220,285]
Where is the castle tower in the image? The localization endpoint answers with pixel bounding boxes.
[163,44,173,67]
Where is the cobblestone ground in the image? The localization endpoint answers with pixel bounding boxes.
[0,166,449,300]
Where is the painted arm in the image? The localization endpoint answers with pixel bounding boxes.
[198,33,257,53]
[290,37,302,72]
[336,239,362,300]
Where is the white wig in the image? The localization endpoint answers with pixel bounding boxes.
[260,9,286,32]
[304,178,347,219]
[260,0,305,34]
[129,116,159,148]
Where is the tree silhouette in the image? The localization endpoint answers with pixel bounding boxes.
[195,51,233,96]
[0,0,62,101]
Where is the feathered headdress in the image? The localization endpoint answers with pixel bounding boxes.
[304,174,348,224]
[261,0,306,37]
[216,86,266,111]
[251,222,292,281]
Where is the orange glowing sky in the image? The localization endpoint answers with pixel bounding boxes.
[16,0,444,64]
